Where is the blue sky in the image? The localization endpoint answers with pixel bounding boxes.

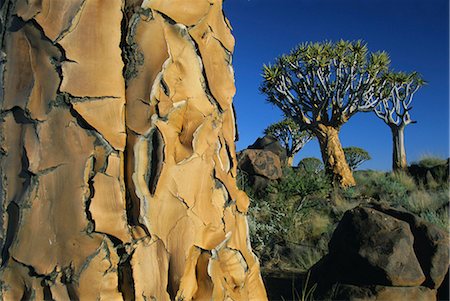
[223,0,449,170]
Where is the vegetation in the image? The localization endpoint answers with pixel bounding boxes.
[261,40,392,187]
[298,157,323,174]
[343,147,371,170]
[374,72,425,171]
[264,118,312,166]
[240,157,449,274]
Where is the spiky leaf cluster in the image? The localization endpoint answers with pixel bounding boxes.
[343,146,371,171]
[261,40,391,129]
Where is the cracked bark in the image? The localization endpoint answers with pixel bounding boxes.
[0,0,267,300]
[314,124,356,187]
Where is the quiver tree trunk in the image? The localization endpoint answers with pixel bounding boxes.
[315,124,356,187]
[286,155,295,167]
[391,125,407,171]
[0,0,267,300]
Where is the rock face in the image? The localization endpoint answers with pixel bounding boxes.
[248,135,287,164]
[238,149,283,181]
[237,149,283,192]
[408,158,450,186]
[237,135,284,192]
[311,203,449,301]
[0,1,267,300]
[330,284,437,301]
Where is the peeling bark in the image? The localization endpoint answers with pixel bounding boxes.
[0,0,267,299]
[315,124,356,187]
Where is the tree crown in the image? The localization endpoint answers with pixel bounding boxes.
[261,40,391,129]
[264,118,312,156]
[297,157,323,174]
[343,146,371,171]
[375,71,425,127]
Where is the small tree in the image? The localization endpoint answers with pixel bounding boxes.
[343,147,371,171]
[264,118,312,166]
[298,157,324,174]
[261,40,390,187]
[374,72,425,171]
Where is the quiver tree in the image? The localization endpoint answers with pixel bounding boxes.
[0,0,267,300]
[264,118,312,166]
[374,72,425,171]
[298,157,324,174]
[261,40,390,187]
[343,146,371,171]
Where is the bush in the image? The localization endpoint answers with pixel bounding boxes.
[246,159,449,274]
[269,167,331,199]
[420,207,449,231]
[353,170,413,203]
[246,167,334,271]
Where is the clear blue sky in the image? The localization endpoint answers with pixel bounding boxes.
[223,0,449,170]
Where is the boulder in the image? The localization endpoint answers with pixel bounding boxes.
[238,149,282,180]
[327,206,425,287]
[368,203,449,289]
[408,158,449,185]
[248,135,287,164]
[330,284,436,301]
[311,203,449,300]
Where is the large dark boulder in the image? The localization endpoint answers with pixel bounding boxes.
[238,149,282,180]
[327,206,425,286]
[237,149,283,193]
[247,135,287,164]
[311,203,449,300]
[330,284,436,301]
[368,203,449,289]
[408,158,449,185]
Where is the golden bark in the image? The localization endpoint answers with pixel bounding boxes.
[0,0,267,300]
[286,156,295,167]
[315,124,356,187]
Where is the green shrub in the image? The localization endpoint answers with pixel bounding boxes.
[269,167,331,199]
[420,209,449,231]
[246,159,448,274]
[391,171,417,192]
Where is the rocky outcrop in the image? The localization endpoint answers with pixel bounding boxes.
[0,0,267,300]
[238,149,283,192]
[409,158,450,186]
[329,284,437,301]
[311,203,449,301]
[238,149,283,181]
[237,135,284,192]
[248,135,287,164]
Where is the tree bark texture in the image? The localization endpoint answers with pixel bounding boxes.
[0,0,267,300]
[315,124,356,187]
[391,126,407,171]
[286,155,294,167]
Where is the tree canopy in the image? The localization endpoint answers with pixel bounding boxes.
[343,147,371,171]
[375,71,425,128]
[298,157,324,174]
[264,118,312,161]
[261,40,391,129]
